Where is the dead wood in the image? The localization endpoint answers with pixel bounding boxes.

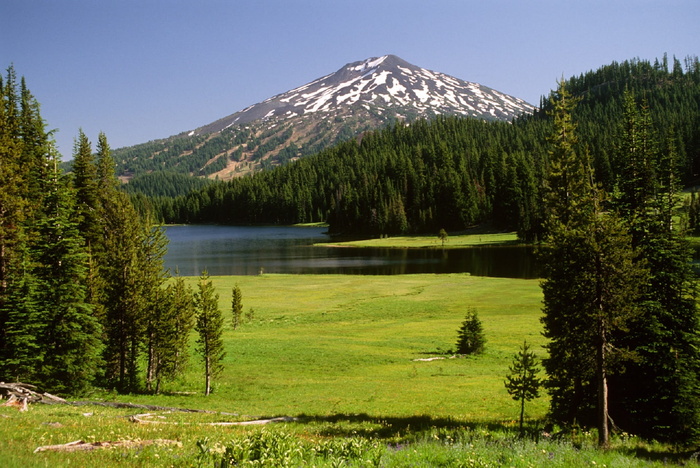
[0,382,65,405]
[2,382,295,428]
[129,412,297,426]
[34,438,181,453]
[1,394,28,411]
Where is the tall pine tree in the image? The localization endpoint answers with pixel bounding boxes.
[608,92,700,444]
[32,154,103,394]
[541,82,647,447]
[195,270,225,396]
[146,274,195,394]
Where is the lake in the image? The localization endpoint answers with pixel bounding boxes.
[163,225,540,278]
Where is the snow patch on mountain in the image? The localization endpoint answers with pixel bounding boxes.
[194,55,535,136]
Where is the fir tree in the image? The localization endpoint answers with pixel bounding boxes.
[455,308,485,355]
[2,249,42,382]
[540,82,647,447]
[32,155,102,394]
[141,216,171,393]
[504,340,542,436]
[71,130,101,248]
[231,284,243,330]
[195,270,225,396]
[608,92,700,444]
[0,66,29,358]
[100,190,146,392]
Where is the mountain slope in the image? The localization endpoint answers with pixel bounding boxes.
[196,54,533,134]
[113,55,535,180]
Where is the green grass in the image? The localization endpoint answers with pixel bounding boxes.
[317,232,520,248]
[1,274,695,466]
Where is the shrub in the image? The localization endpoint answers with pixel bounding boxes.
[455,308,486,355]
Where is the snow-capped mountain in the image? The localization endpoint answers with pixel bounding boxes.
[113,55,534,180]
[195,54,533,135]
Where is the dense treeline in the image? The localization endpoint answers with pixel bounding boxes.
[152,117,549,238]
[0,67,222,396]
[122,171,214,198]
[145,56,700,238]
[541,82,700,445]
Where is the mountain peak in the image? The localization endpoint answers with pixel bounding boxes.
[194,55,534,136]
[112,56,536,180]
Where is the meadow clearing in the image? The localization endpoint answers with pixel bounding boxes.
[1,273,696,466]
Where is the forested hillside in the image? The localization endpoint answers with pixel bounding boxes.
[143,56,700,238]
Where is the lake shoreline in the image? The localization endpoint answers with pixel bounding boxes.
[316,232,523,249]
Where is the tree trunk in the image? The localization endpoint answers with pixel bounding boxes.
[0,241,7,291]
[204,354,211,396]
[146,334,154,393]
[597,318,609,447]
[595,248,610,448]
[119,334,127,392]
[519,395,525,436]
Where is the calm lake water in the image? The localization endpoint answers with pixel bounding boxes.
[163,225,540,278]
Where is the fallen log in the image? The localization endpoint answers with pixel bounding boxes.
[0,382,236,415]
[34,438,181,453]
[129,412,297,426]
[1,382,293,428]
[0,382,67,405]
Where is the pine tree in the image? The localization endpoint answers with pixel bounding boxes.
[1,106,102,394]
[161,274,195,388]
[141,216,171,392]
[18,77,49,209]
[32,155,102,394]
[231,284,243,329]
[0,70,102,393]
[71,130,101,248]
[0,67,29,358]
[540,82,647,447]
[455,308,485,355]
[195,270,225,396]
[144,271,195,394]
[543,81,587,228]
[438,228,448,247]
[100,190,146,392]
[2,248,42,382]
[504,340,542,436]
[608,93,700,444]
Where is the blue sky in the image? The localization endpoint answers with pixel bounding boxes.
[2,0,698,158]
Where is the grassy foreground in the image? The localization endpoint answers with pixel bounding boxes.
[1,274,696,466]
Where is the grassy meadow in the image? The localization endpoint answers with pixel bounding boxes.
[317,232,520,249]
[2,273,697,466]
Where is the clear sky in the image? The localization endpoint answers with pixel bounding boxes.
[2,0,698,159]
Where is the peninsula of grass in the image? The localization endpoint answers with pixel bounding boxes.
[318,231,520,249]
[2,274,695,467]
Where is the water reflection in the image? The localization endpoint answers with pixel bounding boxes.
[164,225,540,278]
